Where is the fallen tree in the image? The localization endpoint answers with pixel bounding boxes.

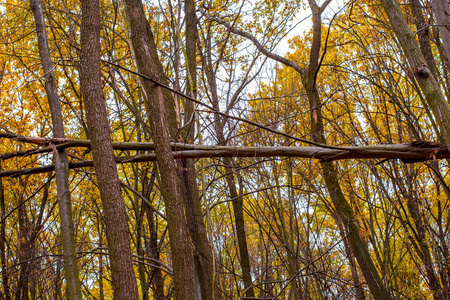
[0,133,446,178]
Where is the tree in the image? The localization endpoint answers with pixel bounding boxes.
[122,0,196,298]
[80,0,139,298]
[29,1,81,298]
[2,0,450,298]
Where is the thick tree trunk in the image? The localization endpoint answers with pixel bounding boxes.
[122,1,196,298]
[381,0,450,145]
[132,5,216,299]
[29,1,82,299]
[143,14,217,299]
[80,1,139,299]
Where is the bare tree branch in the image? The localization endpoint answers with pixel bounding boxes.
[203,13,305,75]
[0,142,447,178]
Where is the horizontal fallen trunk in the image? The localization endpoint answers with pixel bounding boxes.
[0,140,447,178]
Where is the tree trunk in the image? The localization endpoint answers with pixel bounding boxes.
[407,195,442,299]
[80,1,139,299]
[200,27,256,298]
[381,0,450,145]
[224,159,256,299]
[145,201,165,299]
[29,1,82,299]
[302,1,393,299]
[136,205,150,300]
[214,122,255,298]
[432,0,450,63]
[409,0,438,78]
[122,1,196,298]
[97,224,105,300]
[402,169,443,299]
[182,0,218,298]
[54,258,62,300]
[0,168,11,300]
[16,182,30,300]
[143,12,217,300]
[335,216,366,300]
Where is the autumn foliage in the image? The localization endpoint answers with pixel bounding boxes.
[1,0,450,299]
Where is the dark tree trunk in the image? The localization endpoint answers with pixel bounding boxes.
[122,1,196,298]
[409,0,438,78]
[97,224,105,300]
[407,195,442,299]
[182,0,218,298]
[136,205,150,300]
[0,167,10,300]
[402,170,443,299]
[16,184,30,300]
[145,202,165,299]
[29,1,82,298]
[335,216,366,300]
[224,160,255,299]
[54,258,62,300]
[143,12,217,299]
[80,1,139,299]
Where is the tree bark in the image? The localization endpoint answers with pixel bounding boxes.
[29,1,82,299]
[80,1,139,299]
[142,12,217,299]
[381,0,450,145]
[122,1,196,298]
[4,141,450,178]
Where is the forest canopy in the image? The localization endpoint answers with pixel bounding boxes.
[1,0,450,299]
